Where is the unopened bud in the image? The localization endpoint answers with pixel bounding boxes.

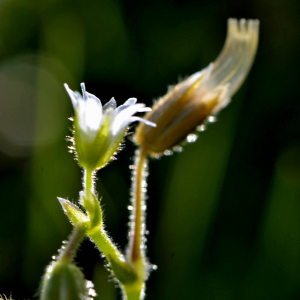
[135,19,259,156]
[41,262,88,300]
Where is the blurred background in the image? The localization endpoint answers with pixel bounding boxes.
[0,0,300,299]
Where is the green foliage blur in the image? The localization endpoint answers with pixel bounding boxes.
[0,0,299,299]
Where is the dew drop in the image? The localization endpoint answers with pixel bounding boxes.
[58,245,66,253]
[186,134,198,143]
[88,289,97,297]
[129,165,135,170]
[141,180,147,188]
[207,116,217,123]
[145,230,150,235]
[196,124,206,132]
[86,281,94,289]
[51,255,57,260]
[164,150,173,156]
[154,153,162,159]
[128,205,133,211]
[151,264,158,270]
[86,280,97,298]
[173,145,183,153]
[46,263,54,273]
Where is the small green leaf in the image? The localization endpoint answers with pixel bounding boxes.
[58,198,89,226]
[80,192,102,230]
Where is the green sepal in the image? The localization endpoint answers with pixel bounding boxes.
[109,255,138,285]
[74,111,111,170]
[95,124,127,170]
[93,113,111,169]
[58,198,89,226]
[80,192,102,231]
[73,108,128,171]
[41,262,87,300]
[73,112,87,168]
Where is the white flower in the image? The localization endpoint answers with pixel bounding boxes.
[135,19,259,156]
[64,83,156,170]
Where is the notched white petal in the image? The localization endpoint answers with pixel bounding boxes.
[115,104,146,123]
[85,95,103,131]
[80,82,88,100]
[135,107,152,113]
[112,104,153,135]
[115,98,138,114]
[124,98,137,105]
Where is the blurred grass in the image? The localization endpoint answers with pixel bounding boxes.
[0,0,300,299]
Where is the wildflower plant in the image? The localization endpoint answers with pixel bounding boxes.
[40,18,259,300]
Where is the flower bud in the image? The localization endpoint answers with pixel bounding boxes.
[40,261,88,300]
[135,19,259,156]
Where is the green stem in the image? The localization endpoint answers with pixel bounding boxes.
[128,148,148,279]
[84,168,127,269]
[88,227,125,264]
[123,284,145,300]
[84,166,147,297]
[85,168,94,200]
[59,224,86,264]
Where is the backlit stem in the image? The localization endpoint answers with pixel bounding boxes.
[128,148,148,272]
[84,168,129,276]
[84,168,94,201]
[59,224,86,264]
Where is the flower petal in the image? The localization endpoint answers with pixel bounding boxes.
[85,92,103,132]
[77,96,88,132]
[126,116,156,128]
[64,83,79,108]
[112,104,151,135]
[80,82,88,100]
[103,97,117,111]
[115,98,137,114]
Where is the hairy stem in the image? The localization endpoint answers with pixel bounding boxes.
[59,224,86,264]
[128,148,148,272]
[84,168,94,200]
[84,168,128,271]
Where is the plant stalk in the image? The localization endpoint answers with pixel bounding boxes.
[127,148,148,282]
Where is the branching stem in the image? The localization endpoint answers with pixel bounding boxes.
[84,168,127,269]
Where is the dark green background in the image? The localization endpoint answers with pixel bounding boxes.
[0,0,300,299]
